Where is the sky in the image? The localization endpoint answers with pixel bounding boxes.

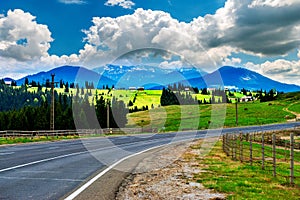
[0,0,300,85]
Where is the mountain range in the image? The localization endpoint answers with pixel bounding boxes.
[5,65,300,92]
[15,66,114,89]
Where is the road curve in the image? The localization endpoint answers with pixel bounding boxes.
[1,122,299,200]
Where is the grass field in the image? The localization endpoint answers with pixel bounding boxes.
[289,102,300,113]
[192,141,300,199]
[127,100,295,132]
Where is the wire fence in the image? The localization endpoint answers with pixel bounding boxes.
[0,128,159,138]
[222,131,300,186]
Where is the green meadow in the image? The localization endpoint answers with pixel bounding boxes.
[127,101,294,132]
[289,102,300,113]
[125,90,298,132]
[23,87,299,132]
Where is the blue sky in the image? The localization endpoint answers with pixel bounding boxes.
[1,0,226,56]
[0,0,300,85]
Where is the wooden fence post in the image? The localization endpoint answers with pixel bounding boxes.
[230,135,234,159]
[233,135,237,161]
[240,133,243,162]
[272,134,276,177]
[226,133,230,156]
[284,140,287,162]
[290,133,294,185]
[222,134,225,153]
[224,134,227,155]
[262,133,265,170]
[222,135,225,152]
[250,134,253,166]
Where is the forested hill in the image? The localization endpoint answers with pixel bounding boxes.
[0,79,50,112]
[0,79,74,130]
[0,80,127,131]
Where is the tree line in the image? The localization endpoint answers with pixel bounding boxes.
[0,80,127,131]
[160,87,229,106]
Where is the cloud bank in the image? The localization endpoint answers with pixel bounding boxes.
[0,0,300,84]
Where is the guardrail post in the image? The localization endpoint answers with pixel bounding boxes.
[290,133,294,185]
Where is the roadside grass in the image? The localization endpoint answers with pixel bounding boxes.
[240,141,300,161]
[0,135,80,145]
[194,141,300,199]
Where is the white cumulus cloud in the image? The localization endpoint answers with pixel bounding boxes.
[249,0,297,8]
[79,1,300,71]
[58,0,87,5]
[192,0,300,56]
[159,60,183,69]
[105,0,135,9]
[222,57,242,66]
[78,8,224,70]
[0,9,53,61]
[245,59,300,85]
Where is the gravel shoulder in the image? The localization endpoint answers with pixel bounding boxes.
[116,140,226,200]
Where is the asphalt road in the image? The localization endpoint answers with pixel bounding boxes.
[1,122,300,200]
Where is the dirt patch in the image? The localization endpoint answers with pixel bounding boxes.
[116,140,226,200]
[284,102,300,121]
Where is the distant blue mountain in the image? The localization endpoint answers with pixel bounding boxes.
[3,77,14,82]
[93,65,206,89]
[188,66,300,92]
[11,65,300,92]
[16,66,115,88]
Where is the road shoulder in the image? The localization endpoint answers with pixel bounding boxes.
[116,139,226,199]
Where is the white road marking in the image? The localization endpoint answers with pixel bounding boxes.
[0,152,15,155]
[19,170,59,173]
[0,137,174,173]
[0,176,84,182]
[0,151,88,173]
[48,147,59,150]
[64,139,193,200]
[0,136,197,200]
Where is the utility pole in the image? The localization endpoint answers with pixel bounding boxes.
[50,74,55,130]
[235,98,238,126]
[107,99,110,129]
